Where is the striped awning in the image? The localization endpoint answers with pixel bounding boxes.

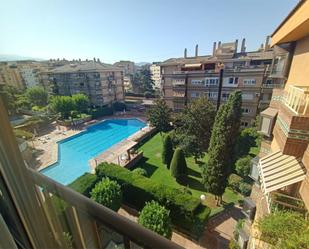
[258,151,306,193]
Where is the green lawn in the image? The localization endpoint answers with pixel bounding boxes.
[135,133,243,216]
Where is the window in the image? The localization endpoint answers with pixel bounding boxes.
[207,92,218,99]
[242,108,251,114]
[229,77,234,84]
[191,79,204,85]
[222,92,230,100]
[241,121,249,127]
[191,92,199,98]
[244,79,256,85]
[205,77,219,86]
[80,82,84,87]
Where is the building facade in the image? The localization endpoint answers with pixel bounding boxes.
[149,63,161,91]
[44,60,124,106]
[160,39,281,127]
[114,60,135,75]
[0,62,25,89]
[244,1,309,248]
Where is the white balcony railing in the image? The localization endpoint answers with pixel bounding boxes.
[284,85,309,115]
[172,79,186,86]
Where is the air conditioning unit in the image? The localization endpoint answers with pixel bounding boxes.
[255,93,260,97]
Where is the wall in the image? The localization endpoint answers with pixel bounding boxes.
[285,35,309,88]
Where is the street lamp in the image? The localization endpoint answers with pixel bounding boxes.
[216,62,225,110]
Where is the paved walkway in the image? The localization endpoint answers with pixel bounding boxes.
[118,205,245,249]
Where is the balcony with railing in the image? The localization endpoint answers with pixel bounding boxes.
[172,79,186,87]
[283,85,309,116]
[271,85,309,116]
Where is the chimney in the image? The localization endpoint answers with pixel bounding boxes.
[218,41,221,48]
[235,39,238,53]
[93,57,96,62]
[184,48,187,58]
[195,44,199,57]
[241,38,246,53]
[265,36,270,50]
[97,58,100,63]
[213,42,217,56]
[260,43,264,51]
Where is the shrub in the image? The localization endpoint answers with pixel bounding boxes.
[90,177,122,211]
[13,129,33,140]
[113,101,126,112]
[239,182,251,196]
[228,174,243,192]
[68,173,98,197]
[235,156,252,177]
[162,134,174,169]
[138,201,172,239]
[95,163,210,237]
[229,240,240,249]
[170,148,187,182]
[132,168,148,176]
[257,211,309,247]
[90,106,113,118]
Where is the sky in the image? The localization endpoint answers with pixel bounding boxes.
[0,0,298,63]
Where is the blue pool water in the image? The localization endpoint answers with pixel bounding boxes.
[41,119,145,185]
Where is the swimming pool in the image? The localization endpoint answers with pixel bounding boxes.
[41,119,146,185]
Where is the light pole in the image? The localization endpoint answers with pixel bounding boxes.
[216,63,225,110]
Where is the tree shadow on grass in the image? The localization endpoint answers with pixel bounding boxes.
[187,167,202,178]
[185,176,205,192]
[138,157,158,177]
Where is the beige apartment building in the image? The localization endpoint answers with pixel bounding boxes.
[0,62,25,89]
[161,39,282,127]
[149,63,161,91]
[43,60,124,106]
[237,1,309,248]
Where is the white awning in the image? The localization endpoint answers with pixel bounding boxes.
[183,63,202,68]
[260,107,278,118]
[259,151,306,193]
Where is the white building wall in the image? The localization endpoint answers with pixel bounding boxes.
[150,64,161,90]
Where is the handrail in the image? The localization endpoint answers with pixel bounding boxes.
[28,168,183,249]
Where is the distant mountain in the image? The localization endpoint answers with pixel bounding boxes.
[135,62,151,67]
[0,54,45,62]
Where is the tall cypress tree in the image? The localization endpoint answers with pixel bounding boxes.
[162,134,174,168]
[203,91,242,205]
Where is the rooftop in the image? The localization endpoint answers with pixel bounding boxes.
[160,50,274,66]
[50,61,122,73]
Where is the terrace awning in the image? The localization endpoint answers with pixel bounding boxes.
[183,63,202,68]
[259,151,306,193]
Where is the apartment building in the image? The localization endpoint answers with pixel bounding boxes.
[0,62,25,89]
[161,39,281,127]
[242,1,309,248]
[43,60,124,106]
[114,60,135,75]
[149,63,162,91]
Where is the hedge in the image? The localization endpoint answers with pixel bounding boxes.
[90,106,113,119]
[68,173,98,197]
[95,163,211,237]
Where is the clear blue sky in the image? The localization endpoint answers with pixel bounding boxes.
[0,0,297,63]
